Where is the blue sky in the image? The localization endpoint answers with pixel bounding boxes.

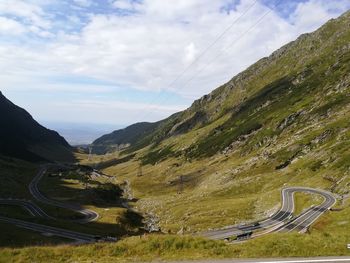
[0,0,349,128]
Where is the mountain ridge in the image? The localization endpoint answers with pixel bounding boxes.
[0,92,75,162]
[94,10,350,158]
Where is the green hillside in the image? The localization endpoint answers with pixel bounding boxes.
[1,10,350,263]
[96,10,350,234]
[96,11,350,162]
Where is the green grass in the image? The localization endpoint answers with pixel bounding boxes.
[0,157,145,246]
[0,157,37,199]
[35,168,144,237]
[293,192,324,216]
[1,227,350,263]
[141,145,176,165]
[0,223,70,248]
[1,11,350,260]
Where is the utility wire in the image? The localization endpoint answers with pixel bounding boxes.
[179,4,276,94]
[140,0,281,122]
[165,0,259,90]
[136,0,259,121]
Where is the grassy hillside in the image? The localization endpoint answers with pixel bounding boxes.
[0,156,144,248]
[95,11,350,162]
[96,11,350,235]
[1,204,350,263]
[1,10,350,263]
[92,122,162,154]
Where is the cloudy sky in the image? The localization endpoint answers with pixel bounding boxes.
[1,0,349,128]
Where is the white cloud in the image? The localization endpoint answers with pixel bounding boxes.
[0,17,26,35]
[73,0,93,8]
[111,0,140,10]
[0,0,349,125]
[0,0,51,29]
[21,98,187,125]
[184,42,198,64]
[290,0,349,32]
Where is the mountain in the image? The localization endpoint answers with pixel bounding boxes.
[92,121,163,153]
[94,11,350,233]
[95,10,350,161]
[0,92,75,162]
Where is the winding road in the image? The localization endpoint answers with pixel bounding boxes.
[0,166,337,243]
[0,198,52,218]
[202,187,337,240]
[0,216,97,242]
[29,166,99,223]
[0,165,100,242]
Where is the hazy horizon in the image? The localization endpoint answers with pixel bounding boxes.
[41,120,123,145]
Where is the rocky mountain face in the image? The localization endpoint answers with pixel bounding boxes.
[0,92,75,162]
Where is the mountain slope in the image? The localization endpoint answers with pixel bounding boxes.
[0,92,75,162]
[95,11,350,160]
[95,11,350,234]
[92,122,162,153]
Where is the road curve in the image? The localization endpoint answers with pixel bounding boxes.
[0,215,96,242]
[0,165,101,242]
[202,187,336,240]
[29,166,99,223]
[0,198,52,219]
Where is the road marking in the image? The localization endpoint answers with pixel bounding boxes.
[278,190,335,233]
[254,258,350,263]
[203,187,337,240]
[286,208,319,233]
[297,197,336,233]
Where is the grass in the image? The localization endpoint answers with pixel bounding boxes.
[1,225,350,263]
[0,223,70,248]
[0,157,37,199]
[0,157,144,247]
[101,91,350,234]
[293,192,324,216]
[35,167,144,237]
[1,11,350,261]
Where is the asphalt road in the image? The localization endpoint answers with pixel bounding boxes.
[168,257,350,263]
[202,187,336,240]
[0,168,337,245]
[0,198,52,219]
[0,215,96,242]
[0,165,101,242]
[276,188,336,233]
[29,166,99,223]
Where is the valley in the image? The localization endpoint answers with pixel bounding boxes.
[0,8,350,263]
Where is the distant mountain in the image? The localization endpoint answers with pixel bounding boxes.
[0,92,75,162]
[92,122,162,154]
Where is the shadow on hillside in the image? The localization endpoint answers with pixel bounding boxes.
[0,213,146,248]
[0,164,147,248]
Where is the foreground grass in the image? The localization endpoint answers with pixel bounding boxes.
[1,231,350,263]
[0,223,69,248]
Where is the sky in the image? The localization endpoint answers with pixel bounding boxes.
[1,0,349,128]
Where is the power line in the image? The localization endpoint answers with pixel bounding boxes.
[178,4,277,94]
[141,0,282,118]
[137,1,259,121]
[165,0,259,91]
